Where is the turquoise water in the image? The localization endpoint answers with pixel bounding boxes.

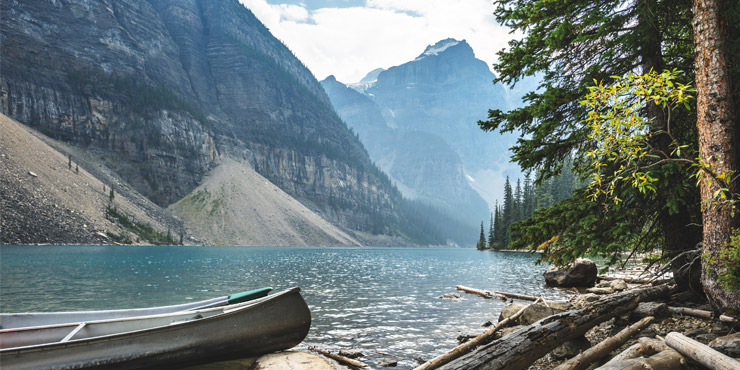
[0,246,568,368]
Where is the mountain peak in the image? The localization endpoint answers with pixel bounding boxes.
[418,38,465,59]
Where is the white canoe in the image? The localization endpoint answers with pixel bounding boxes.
[0,287,311,369]
[0,287,272,330]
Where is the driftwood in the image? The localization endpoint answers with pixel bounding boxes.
[456,285,540,302]
[456,286,507,300]
[553,316,654,370]
[438,284,675,370]
[664,332,740,370]
[597,275,672,285]
[597,349,687,370]
[414,298,542,370]
[308,347,368,368]
[602,337,670,365]
[668,306,739,325]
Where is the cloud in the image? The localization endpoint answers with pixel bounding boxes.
[239,0,514,83]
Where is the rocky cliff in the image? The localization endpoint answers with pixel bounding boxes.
[322,39,522,223]
[1,0,402,237]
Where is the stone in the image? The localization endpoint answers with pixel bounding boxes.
[709,332,740,357]
[630,302,669,319]
[684,327,708,337]
[439,293,461,299]
[415,357,427,365]
[520,303,565,325]
[711,321,732,335]
[609,279,628,291]
[378,359,398,367]
[551,336,591,360]
[498,302,526,322]
[499,325,524,338]
[543,258,598,287]
[571,293,601,308]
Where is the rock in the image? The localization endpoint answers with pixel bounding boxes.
[610,279,628,291]
[630,302,669,319]
[551,336,591,360]
[378,359,398,367]
[498,302,526,322]
[457,334,477,344]
[711,321,732,335]
[671,290,705,303]
[586,287,613,295]
[520,303,565,325]
[28,171,37,177]
[695,333,719,343]
[543,258,598,287]
[482,321,493,327]
[571,293,601,308]
[684,327,708,337]
[709,332,740,357]
[439,293,461,299]
[415,357,427,365]
[338,350,364,359]
[499,325,524,338]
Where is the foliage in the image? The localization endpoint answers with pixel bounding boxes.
[718,229,740,291]
[581,70,695,204]
[480,0,703,267]
[477,222,487,250]
[105,206,178,245]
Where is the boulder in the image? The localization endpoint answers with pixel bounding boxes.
[709,332,740,357]
[630,302,669,319]
[571,293,601,308]
[520,303,565,325]
[610,279,628,291]
[439,293,461,299]
[551,336,591,360]
[543,258,598,287]
[586,287,613,295]
[378,359,398,367]
[498,302,526,322]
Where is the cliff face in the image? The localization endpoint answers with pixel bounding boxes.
[323,39,522,221]
[1,0,397,233]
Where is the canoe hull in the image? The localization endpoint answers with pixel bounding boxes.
[0,288,311,370]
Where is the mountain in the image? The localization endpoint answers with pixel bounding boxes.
[322,39,520,227]
[0,0,458,245]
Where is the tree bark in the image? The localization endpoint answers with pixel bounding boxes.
[438,284,674,370]
[665,332,740,370]
[456,286,507,300]
[668,306,739,325]
[596,349,687,370]
[308,347,368,368]
[553,316,654,370]
[692,0,740,313]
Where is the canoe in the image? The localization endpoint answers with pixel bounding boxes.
[0,288,311,370]
[0,287,272,330]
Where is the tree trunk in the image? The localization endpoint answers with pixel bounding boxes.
[553,316,654,370]
[692,0,740,313]
[438,284,674,370]
[596,349,687,370]
[665,332,740,370]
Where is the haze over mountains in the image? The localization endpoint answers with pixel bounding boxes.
[322,39,522,227]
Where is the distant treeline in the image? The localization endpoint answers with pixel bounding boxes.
[477,159,580,250]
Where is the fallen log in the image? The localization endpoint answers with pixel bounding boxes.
[664,332,740,370]
[456,286,507,300]
[597,349,687,370]
[308,347,368,368]
[414,298,542,370]
[601,337,669,365]
[553,316,654,370]
[438,284,676,370]
[597,275,672,285]
[489,290,539,302]
[668,306,739,325]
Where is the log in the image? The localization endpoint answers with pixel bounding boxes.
[414,298,542,370]
[438,284,675,370]
[668,306,739,325]
[456,286,507,300]
[664,332,740,370]
[489,290,540,302]
[308,347,368,368]
[553,316,655,370]
[596,349,687,370]
[606,337,669,363]
[598,275,672,285]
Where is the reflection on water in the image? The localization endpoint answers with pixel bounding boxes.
[0,246,568,368]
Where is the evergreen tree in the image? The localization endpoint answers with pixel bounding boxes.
[501,177,514,247]
[476,222,487,250]
[480,0,704,271]
[488,212,494,248]
[493,202,504,249]
[513,178,522,224]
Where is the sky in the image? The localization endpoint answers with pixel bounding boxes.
[238,0,517,83]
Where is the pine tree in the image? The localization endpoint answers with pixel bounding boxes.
[476,222,487,250]
[512,178,522,224]
[480,0,703,270]
[488,212,494,248]
[501,177,514,247]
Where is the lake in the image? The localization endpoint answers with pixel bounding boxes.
[0,246,569,368]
